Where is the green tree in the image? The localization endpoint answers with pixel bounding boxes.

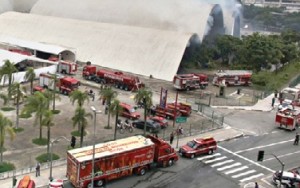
[109,99,123,140]
[0,60,18,98]
[22,92,48,139]
[134,88,153,136]
[99,87,118,129]
[71,107,92,147]
[69,90,89,108]
[41,110,55,156]
[24,67,36,94]
[0,112,15,162]
[9,83,27,128]
[215,35,242,65]
[0,93,8,106]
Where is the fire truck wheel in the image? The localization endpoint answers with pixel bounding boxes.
[166,115,171,120]
[63,90,68,95]
[190,154,195,159]
[208,149,214,155]
[186,87,190,91]
[139,168,147,176]
[168,159,174,166]
[96,179,105,187]
[124,86,129,91]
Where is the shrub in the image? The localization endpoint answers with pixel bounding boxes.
[36,153,60,163]
[71,130,86,137]
[32,138,48,146]
[52,110,60,114]
[13,127,24,133]
[19,113,32,119]
[1,107,15,111]
[0,162,15,173]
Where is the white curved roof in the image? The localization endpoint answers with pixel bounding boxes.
[0,35,75,55]
[0,12,194,81]
[30,0,218,41]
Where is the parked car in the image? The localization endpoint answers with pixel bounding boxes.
[132,119,161,133]
[272,170,300,187]
[179,137,217,159]
[149,116,168,129]
[120,102,141,120]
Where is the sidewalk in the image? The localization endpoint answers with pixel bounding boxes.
[0,126,243,188]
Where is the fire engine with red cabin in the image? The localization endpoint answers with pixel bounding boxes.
[166,102,192,116]
[66,135,178,188]
[149,105,182,120]
[49,56,78,75]
[82,65,144,91]
[33,73,80,95]
[173,73,208,90]
[275,107,300,131]
[212,70,252,86]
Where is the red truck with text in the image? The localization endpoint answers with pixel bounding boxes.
[66,135,178,188]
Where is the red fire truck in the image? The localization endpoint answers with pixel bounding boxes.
[33,73,80,95]
[166,102,192,116]
[173,73,208,90]
[49,56,78,75]
[275,107,300,131]
[280,87,300,107]
[82,65,144,91]
[150,105,182,120]
[66,135,178,188]
[212,70,252,86]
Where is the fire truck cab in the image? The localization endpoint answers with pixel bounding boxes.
[275,107,300,131]
[49,56,77,75]
[212,70,252,87]
[280,87,300,107]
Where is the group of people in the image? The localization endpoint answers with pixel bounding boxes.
[169,127,184,145]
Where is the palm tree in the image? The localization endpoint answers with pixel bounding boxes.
[0,112,15,162]
[22,92,48,139]
[24,67,36,94]
[99,87,118,129]
[41,110,55,157]
[134,88,153,135]
[109,99,123,140]
[0,93,8,106]
[9,83,27,128]
[69,90,89,108]
[0,60,18,98]
[71,107,92,147]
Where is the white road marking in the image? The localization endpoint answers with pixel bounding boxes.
[261,175,273,186]
[232,170,256,178]
[211,160,234,167]
[224,166,249,175]
[235,139,293,154]
[217,162,241,171]
[204,156,227,164]
[263,150,300,162]
[197,153,221,161]
[239,173,264,182]
[218,146,275,173]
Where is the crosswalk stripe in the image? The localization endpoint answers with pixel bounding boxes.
[204,156,227,164]
[232,170,256,178]
[217,162,241,171]
[211,160,234,167]
[197,153,221,161]
[239,173,264,182]
[224,166,249,175]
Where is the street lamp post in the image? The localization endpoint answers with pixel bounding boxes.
[49,136,70,181]
[90,106,102,188]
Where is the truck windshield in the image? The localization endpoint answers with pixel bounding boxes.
[187,141,196,148]
[71,83,79,89]
[129,108,136,113]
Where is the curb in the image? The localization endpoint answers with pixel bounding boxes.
[217,133,244,143]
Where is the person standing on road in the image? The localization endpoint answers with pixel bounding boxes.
[271,97,275,107]
[294,132,299,145]
[170,132,174,144]
[35,163,40,177]
[254,182,259,188]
